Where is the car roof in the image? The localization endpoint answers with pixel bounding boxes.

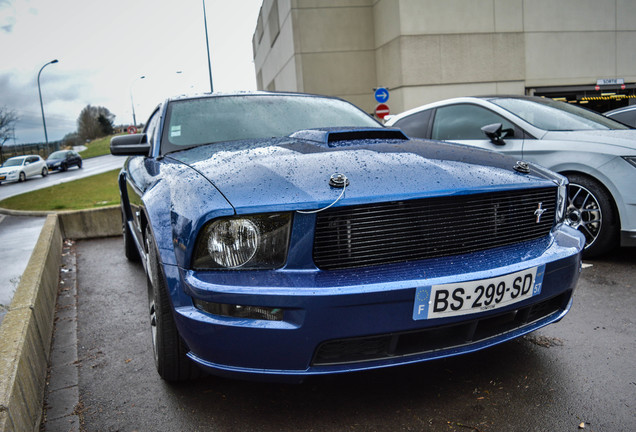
[604,105,636,115]
[386,95,551,124]
[165,90,343,104]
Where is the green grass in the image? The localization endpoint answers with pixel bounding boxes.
[0,169,120,211]
[78,134,123,159]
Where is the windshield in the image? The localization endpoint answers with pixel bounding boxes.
[48,151,66,159]
[491,97,630,131]
[161,94,381,154]
[2,158,24,167]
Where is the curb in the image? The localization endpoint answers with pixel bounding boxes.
[0,206,121,432]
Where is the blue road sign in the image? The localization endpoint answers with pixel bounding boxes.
[374,87,389,103]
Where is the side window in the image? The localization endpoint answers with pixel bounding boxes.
[28,156,38,163]
[392,109,433,139]
[144,109,161,147]
[432,104,517,141]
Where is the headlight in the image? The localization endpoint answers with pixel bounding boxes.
[192,213,292,270]
[623,156,636,169]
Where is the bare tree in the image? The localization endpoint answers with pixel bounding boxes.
[77,105,115,141]
[0,106,18,146]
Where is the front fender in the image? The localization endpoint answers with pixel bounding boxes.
[141,170,235,268]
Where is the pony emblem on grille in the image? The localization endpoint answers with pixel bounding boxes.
[534,202,546,223]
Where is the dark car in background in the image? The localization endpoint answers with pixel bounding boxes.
[46,150,82,171]
[110,92,584,383]
[605,105,636,128]
[387,96,636,257]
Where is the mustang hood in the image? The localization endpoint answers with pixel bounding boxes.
[168,129,556,213]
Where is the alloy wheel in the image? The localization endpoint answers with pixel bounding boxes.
[566,183,602,249]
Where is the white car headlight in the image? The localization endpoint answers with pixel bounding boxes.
[192,213,292,270]
[557,181,567,222]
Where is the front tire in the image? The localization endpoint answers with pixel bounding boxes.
[42,167,48,177]
[145,227,202,381]
[19,172,26,182]
[565,174,618,257]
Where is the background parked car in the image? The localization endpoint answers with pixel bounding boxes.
[604,105,636,128]
[0,155,48,184]
[386,95,636,257]
[46,150,83,171]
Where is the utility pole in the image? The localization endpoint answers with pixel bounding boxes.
[202,0,214,93]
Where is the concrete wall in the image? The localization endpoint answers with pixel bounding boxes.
[0,215,62,431]
[0,206,121,432]
[254,0,378,112]
[254,0,636,115]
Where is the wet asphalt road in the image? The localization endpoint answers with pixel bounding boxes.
[67,238,634,432]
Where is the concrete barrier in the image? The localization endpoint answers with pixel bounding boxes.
[58,206,121,239]
[0,206,120,432]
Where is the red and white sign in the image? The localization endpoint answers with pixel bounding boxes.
[127,126,138,134]
[375,103,390,119]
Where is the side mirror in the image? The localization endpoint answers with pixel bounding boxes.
[110,133,151,156]
[481,123,507,146]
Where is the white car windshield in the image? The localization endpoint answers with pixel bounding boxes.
[161,94,381,154]
[491,97,630,131]
[2,158,25,167]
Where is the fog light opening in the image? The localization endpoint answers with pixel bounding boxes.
[194,299,283,321]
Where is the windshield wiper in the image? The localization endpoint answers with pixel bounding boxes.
[162,145,208,157]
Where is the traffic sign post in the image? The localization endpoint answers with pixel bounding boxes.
[375,103,390,119]
[374,87,389,104]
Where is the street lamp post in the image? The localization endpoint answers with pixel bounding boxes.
[202,0,214,93]
[38,59,58,149]
[130,75,145,127]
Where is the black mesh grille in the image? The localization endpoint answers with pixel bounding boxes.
[313,187,556,270]
[312,293,569,366]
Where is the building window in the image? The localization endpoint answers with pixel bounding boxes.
[268,1,279,47]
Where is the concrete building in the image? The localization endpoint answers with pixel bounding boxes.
[252,0,636,117]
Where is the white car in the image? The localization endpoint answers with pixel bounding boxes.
[386,95,636,257]
[0,155,48,184]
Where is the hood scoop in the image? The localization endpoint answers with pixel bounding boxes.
[289,127,409,147]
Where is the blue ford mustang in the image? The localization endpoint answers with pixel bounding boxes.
[111,92,584,382]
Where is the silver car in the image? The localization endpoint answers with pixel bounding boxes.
[386,96,636,257]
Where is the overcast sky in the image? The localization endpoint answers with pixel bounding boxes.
[0,0,262,144]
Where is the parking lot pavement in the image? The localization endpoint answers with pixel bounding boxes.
[43,237,635,431]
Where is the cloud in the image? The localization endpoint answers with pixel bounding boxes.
[1,0,262,144]
[0,0,16,32]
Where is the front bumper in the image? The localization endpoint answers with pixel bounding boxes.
[0,172,19,182]
[166,224,584,382]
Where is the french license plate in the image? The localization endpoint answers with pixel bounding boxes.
[413,265,545,320]
[0,176,5,180]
